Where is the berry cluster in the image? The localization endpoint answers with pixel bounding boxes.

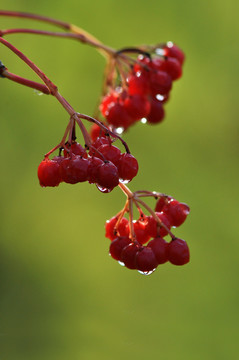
[99,42,185,131]
[105,195,190,274]
[38,135,138,192]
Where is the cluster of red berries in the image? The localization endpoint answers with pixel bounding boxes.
[99,42,185,131]
[105,196,190,274]
[38,137,138,192]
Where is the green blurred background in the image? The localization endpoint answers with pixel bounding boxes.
[0,0,238,359]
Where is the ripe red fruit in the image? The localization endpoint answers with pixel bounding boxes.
[127,72,150,96]
[118,153,139,182]
[155,196,172,212]
[159,57,182,81]
[96,144,122,166]
[163,42,185,65]
[87,156,104,184]
[147,237,168,264]
[105,101,133,129]
[60,156,89,184]
[167,238,190,265]
[124,94,151,120]
[146,212,171,238]
[97,161,119,190]
[149,70,172,96]
[38,158,61,187]
[121,242,142,269]
[109,236,131,260]
[105,216,129,240]
[163,199,190,227]
[133,220,151,245]
[135,247,158,273]
[146,98,165,124]
[64,142,87,158]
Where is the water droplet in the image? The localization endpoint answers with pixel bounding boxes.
[156,94,164,101]
[115,127,124,135]
[119,178,130,184]
[96,184,112,193]
[138,269,156,276]
[118,261,125,267]
[33,89,43,96]
[155,48,164,56]
[141,118,147,124]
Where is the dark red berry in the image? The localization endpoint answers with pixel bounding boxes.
[96,144,122,166]
[64,142,87,158]
[167,238,190,265]
[60,156,89,184]
[146,98,165,124]
[135,247,158,273]
[121,242,142,269]
[87,157,104,184]
[163,199,190,227]
[109,236,131,260]
[124,94,151,120]
[159,57,182,81]
[147,237,168,264]
[149,70,172,96]
[38,158,61,187]
[105,101,133,129]
[97,161,119,190]
[118,153,139,182]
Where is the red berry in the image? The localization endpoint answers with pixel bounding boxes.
[135,247,158,273]
[163,42,185,65]
[96,144,122,166]
[100,92,118,117]
[127,72,150,96]
[149,70,172,96]
[87,156,104,184]
[64,142,87,158]
[118,153,139,182]
[147,237,168,264]
[146,98,165,124]
[133,220,151,244]
[121,242,142,269]
[60,156,89,184]
[159,57,182,81]
[167,238,190,265]
[155,196,172,212]
[146,212,171,238]
[105,216,129,241]
[89,123,108,142]
[163,199,190,227]
[105,101,133,129]
[38,158,61,187]
[109,236,131,260]
[97,161,119,190]
[124,94,151,120]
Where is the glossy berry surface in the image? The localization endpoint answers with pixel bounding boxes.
[109,236,131,260]
[167,238,190,265]
[147,237,168,264]
[38,158,61,187]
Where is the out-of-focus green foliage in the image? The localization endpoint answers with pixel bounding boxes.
[0,1,239,359]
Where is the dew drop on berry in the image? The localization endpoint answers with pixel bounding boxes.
[141,118,147,124]
[96,184,113,193]
[138,269,156,276]
[118,261,125,267]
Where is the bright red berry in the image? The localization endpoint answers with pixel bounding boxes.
[163,42,185,65]
[163,199,190,227]
[124,94,151,120]
[167,238,190,265]
[146,98,165,124]
[96,144,122,166]
[38,158,61,187]
[105,216,129,240]
[133,220,151,245]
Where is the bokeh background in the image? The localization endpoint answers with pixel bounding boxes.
[0,0,239,359]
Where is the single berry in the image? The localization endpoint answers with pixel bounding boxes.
[163,199,190,227]
[159,57,182,81]
[64,142,87,158]
[133,220,151,245]
[97,161,119,190]
[38,158,61,187]
[121,242,142,269]
[147,237,168,264]
[167,238,190,265]
[96,144,122,166]
[105,216,129,241]
[87,156,104,184]
[109,236,131,260]
[146,98,165,124]
[124,94,151,120]
[118,153,139,182]
[60,156,89,184]
[135,247,158,272]
[146,212,172,238]
[163,42,185,65]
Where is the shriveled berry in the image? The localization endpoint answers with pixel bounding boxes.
[135,247,158,272]
[118,153,139,182]
[109,236,131,260]
[147,237,168,264]
[38,158,61,187]
[167,238,190,265]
